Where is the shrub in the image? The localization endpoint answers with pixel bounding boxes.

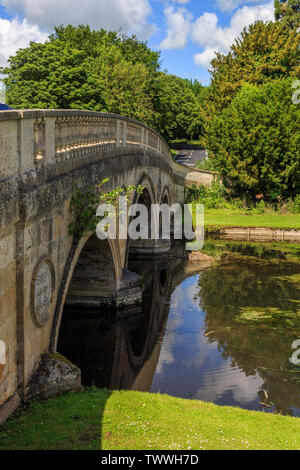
[288,195,300,214]
[186,182,226,209]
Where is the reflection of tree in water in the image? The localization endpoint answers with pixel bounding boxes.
[197,255,300,416]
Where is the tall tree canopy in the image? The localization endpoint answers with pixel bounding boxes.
[0,24,205,143]
[206,19,299,114]
[153,73,205,141]
[203,5,299,200]
[1,26,159,116]
[205,79,300,201]
[274,0,300,27]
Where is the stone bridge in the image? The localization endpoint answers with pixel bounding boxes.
[0,109,215,421]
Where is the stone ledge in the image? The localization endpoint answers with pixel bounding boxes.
[206,226,300,243]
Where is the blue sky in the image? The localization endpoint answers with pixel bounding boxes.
[0,0,275,85]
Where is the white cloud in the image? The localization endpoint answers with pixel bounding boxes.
[193,1,275,68]
[194,47,217,68]
[1,0,155,39]
[194,361,263,404]
[0,17,48,69]
[160,5,193,49]
[216,0,265,11]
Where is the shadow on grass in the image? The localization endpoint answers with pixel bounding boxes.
[0,388,112,450]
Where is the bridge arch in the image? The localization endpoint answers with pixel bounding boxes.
[160,185,171,206]
[134,174,157,206]
[50,233,122,351]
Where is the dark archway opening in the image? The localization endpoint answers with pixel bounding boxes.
[57,234,117,387]
[136,187,152,238]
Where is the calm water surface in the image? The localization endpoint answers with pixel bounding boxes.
[59,241,300,417]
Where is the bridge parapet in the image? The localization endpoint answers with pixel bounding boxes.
[0,109,214,187]
[0,110,171,179]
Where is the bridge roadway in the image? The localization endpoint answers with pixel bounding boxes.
[174,149,207,168]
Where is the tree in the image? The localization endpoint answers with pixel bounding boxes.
[153,73,205,141]
[205,20,299,114]
[0,25,160,122]
[1,24,206,142]
[202,17,300,201]
[205,79,300,201]
[96,45,156,124]
[274,0,300,27]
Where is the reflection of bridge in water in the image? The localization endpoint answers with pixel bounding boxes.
[58,243,205,392]
[58,243,189,391]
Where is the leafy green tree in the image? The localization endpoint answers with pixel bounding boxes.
[0,25,160,121]
[205,79,300,201]
[153,73,205,141]
[205,20,299,114]
[1,24,206,142]
[202,16,299,200]
[96,45,156,124]
[274,0,300,27]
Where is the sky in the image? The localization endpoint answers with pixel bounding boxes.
[0,0,275,85]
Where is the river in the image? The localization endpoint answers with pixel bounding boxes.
[58,240,300,417]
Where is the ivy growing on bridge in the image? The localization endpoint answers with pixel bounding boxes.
[68,178,143,240]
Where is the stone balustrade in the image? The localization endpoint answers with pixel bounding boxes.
[0,110,171,180]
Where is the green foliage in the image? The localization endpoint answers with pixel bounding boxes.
[289,195,300,214]
[153,73,205,141]
[194,157,218,172]
[252,200,266,215]
[96,44,156,123]
[204,20,299,117]
[1,26,159,118]
[274,0,300,27]
[186,182,226,209]
[0,24,206,142]
[201,16,299,202]
[186,181,300,229]
[153,73,206,141]
[205,79,300,201]
[69,178,143,240]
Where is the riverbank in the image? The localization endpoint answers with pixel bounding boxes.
[204,208,300,230]
[1,388,300,450]
[205,226,300,243]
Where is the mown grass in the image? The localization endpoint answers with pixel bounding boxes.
[204,208,300,230]
[1,389,300,450]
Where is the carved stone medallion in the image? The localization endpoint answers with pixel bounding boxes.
[31,259,55,328]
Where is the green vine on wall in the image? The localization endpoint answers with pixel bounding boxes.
[68,178,143,240]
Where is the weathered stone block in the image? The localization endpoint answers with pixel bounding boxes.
[25,353,82,401]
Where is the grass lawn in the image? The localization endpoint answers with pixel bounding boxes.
[1,389,300,450]
[204,208,300,230]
